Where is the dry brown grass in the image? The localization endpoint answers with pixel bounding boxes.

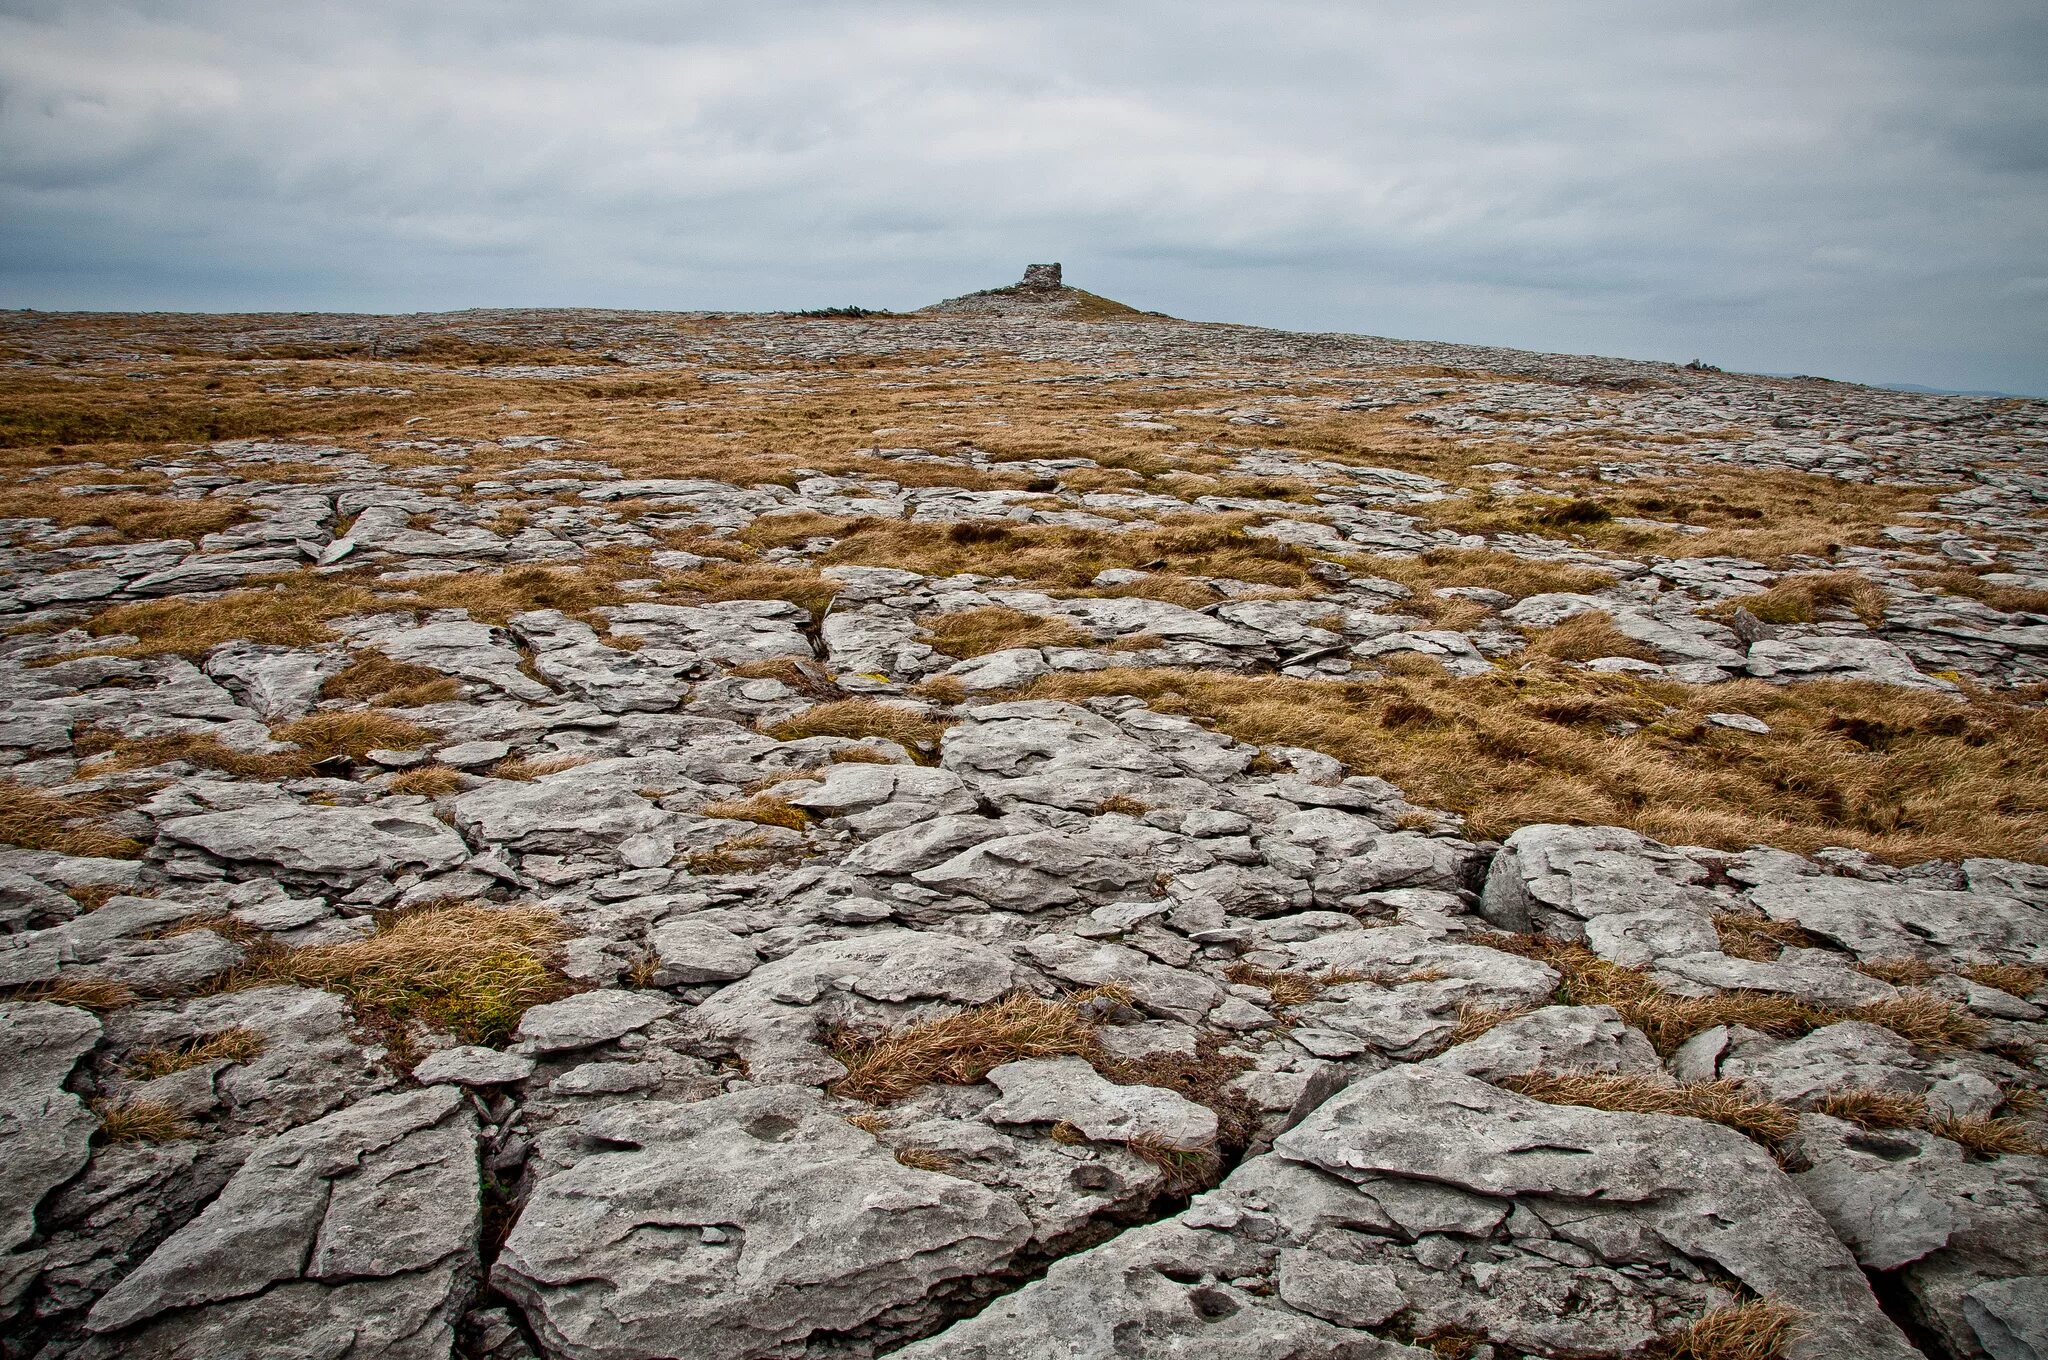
[1520,611,1662,663]
[1221,963,1360,1008]
[1714,572,1889,629]
[321,650,463,707]
[0,487,252,542]
[725,656,847,699]
[1711,914,1820,962]
[1499,1071,1800,1144]
[1442,1002,1537,1047]
[679,829,807,876]
[96,1098,198,1143]
[82,574,381,657]
[831,992,1099,1104]
[766,699,950,755]
[123,1027,267,1079]
[1009,667,2048,863]
[0,782,144,858]
[701,795,810,831]
[922,606,1095,658]
[1812,1087,1930,1130]
[815,514,1320,592]
[1929,1112,2048,1158]
[1856,957,1940,986]
[3,976,139,1010]
[77,710,437,780]
[396,561,638,626]
[1096,794,1152,817]
[1853,990,1987,1049]
[1915,570,2048,617]
[1354,547,1617,601]
[239,902,567,1047]
[388,764,467,797]
[892,1147,958,1172]
[1409,469,1944,566]
[1962,963,2047,999]
[661,561,842,616]
[488,753,589,781]
[1480,935,1831,1053]
[1650,1300,1798,1360]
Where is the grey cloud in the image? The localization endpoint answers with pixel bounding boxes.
[0,0,2043,392]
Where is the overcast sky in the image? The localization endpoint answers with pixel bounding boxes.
[3,2,2045,395]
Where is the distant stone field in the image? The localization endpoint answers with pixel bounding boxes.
[2,275,2045,1359]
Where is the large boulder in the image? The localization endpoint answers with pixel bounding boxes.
[0,1003,101,1317]
[81,1086,479,1359]
[493,1086,1033,1360]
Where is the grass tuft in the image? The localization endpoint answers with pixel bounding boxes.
[97,1098,198,1143]
[123,1027,267,1080]
[240,902,567,1047]
[831,992,1099,1105]
[0,782,144,858]
[766,699,950,755]
[923,606,1095,658]
[1500,1070,1800,1144]
[1650,1299,1798,1360]
[700,795,809,831]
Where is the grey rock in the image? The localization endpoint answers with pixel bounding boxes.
[81,1085,478,1359]
[412,1046,536,1086]
[0,1003,101,1314]
[649,919,759,985]
[157,800,470,881]
[515,990,674,1053]
[985,1057,1218,1149]
[494,1086,1033,1360]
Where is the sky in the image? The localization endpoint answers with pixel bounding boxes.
[2,2,2046,395]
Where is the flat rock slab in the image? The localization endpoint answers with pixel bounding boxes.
[0,1002,101,1315]
[493,1086,1033,1360]
[985,1056,1217,1150]
[81,1085,478,1359]
[516,990,674,1053]
[157,801,470,880]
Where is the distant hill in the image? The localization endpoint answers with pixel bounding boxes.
[919,262,1174,320]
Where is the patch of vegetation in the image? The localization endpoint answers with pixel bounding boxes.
[1498,1070,1800,1144]
[922,606,1096,658]
[700,795,810,831]
[123,1027,267,1080]
[831,992,1102,1104]
[766,699,951,757]
[322,650,463,707]
[1010,666,2048,863]
[95,1098,197,1143]
[83,574,381,657]
[241,902,568,1049]
[1713,571,1889,629]
[0,782,144,858]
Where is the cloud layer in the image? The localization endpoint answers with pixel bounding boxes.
[3,1,2045,393]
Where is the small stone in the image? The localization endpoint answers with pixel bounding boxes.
[413,1046,536,1086]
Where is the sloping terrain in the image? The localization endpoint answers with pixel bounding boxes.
[1,284,2046,1360]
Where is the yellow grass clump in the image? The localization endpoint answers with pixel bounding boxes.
[0,782,144,858]
[242,902,567,1047]
[388,764,467,797]
[321,650,463,706]
[123,1027,267,1080]
[1715,571,1889,629]
[96,1098,198,1143]
[766,699,951,755]
[83,574,381,657]
[700,795,810,831]
[1651,1299,1798,1360]
[831,993,1099,1104]
[922,606,1095,658]
[1499,1071,1801,1144]
[1009,666,2048,864]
